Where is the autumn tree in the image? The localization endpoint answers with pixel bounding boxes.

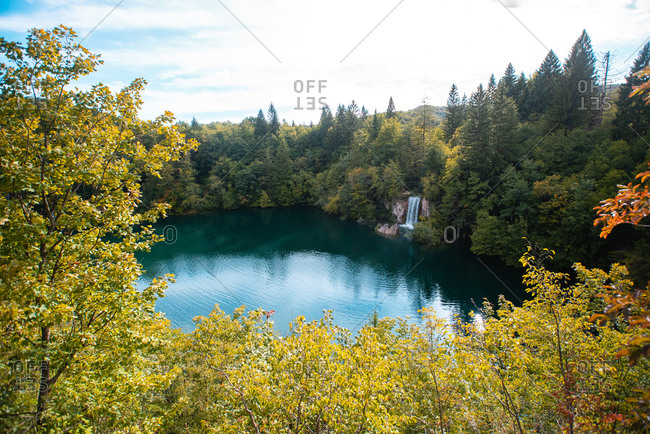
[631,65,650,104]
[0,27,196,430]
[158,252,646,432]
[594,163,650,238]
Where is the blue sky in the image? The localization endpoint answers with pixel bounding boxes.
[0,0,648,124]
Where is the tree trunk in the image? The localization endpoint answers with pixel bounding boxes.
[36,326,50,425]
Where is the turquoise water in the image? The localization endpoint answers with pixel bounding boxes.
[137,208,526,333]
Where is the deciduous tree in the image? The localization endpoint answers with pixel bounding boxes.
[0,26,196,430]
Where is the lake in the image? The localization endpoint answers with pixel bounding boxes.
[137,208,526,333]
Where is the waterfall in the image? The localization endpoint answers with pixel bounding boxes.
[403,196,421,229]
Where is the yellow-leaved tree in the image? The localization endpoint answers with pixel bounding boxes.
[0,26,196,431]
[156,251,646,432]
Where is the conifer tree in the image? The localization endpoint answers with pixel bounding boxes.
[612,42,650,140]
[557,30,599,129]
[346,100,361,131]
[460,84,492,176]
[309,105,333,168]
[370,109,382,141]
[267,103,280,133]
[501,63,518,98]
[514,72,530,118]
[487,74,497,102]
[324,104,352,156]
[386,96,396,119]
[318,104,334,135]
[254,108,268,138]
[529,50,562,116]
[490,83,520,168]
[443,84,464,142]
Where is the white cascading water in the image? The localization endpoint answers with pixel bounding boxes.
[402,196,421,229]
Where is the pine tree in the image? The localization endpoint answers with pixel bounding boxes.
[487,74,497,102]
[267,103,280,133]
[335,104,346,120]
[557,30,599,129]
[318,105,333,135]
[461,93,468,122]
[529,50,562,117]
[406,98,430,181]
[386,96,396,119]
[254,109,268,138]
[460,84,492,176]
[514,72,529,116]
[612,42,650,140]
[313,105,334,169]
[490,83,520,168]
[443,84,464,142]
[348,100,360,116]
[324,104,352,156]
[191,116,199,129]
[369,109,381,141]
[346,100,361,131]
[501,63,518,98]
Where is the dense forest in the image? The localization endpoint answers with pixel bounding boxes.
[140,30,650,283]
[1,26,650,432]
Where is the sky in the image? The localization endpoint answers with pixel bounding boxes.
[0,0,648,125]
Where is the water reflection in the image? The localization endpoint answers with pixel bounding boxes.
[137,208,526,333]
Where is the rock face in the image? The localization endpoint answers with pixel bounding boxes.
[421,198,430,218]
[376,223,400,236]
[392,199,408,224]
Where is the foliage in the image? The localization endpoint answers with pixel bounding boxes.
[631,66,650,105]
[594,162,650,238]
[134,30,650,281]
[592,160,650,429]
[0,26,196,430]
[155,249,649,432]
[3,25,650,431]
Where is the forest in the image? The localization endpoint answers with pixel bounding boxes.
[140,31,649,283]
[1,26,649,432]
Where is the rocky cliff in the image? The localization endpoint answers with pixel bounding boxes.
[421,198,430,218]
[375,222,400,236]
[391,199,408,224]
